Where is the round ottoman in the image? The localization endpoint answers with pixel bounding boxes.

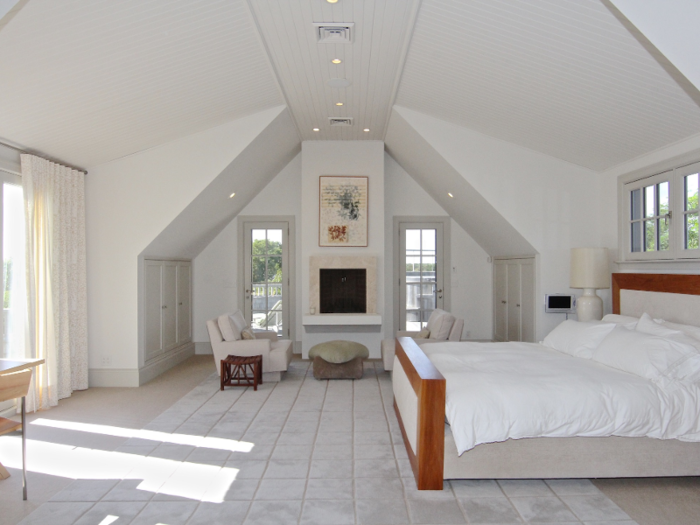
[309,340,369,380]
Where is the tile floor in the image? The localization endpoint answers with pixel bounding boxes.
[0,360,638,524]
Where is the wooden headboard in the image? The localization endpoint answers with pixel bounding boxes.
[612,273,700,316]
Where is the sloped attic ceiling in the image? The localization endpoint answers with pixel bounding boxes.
[396,0,700,171]
[0,0,284,167]
[0,0,699,174]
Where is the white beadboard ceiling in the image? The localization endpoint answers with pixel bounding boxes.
[247,0,419,142]
[396,0,700,171]
[1,0,700,171]
[0,0,283,167]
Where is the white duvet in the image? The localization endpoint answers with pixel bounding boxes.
[421,341,700,455]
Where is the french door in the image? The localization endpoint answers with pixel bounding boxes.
[243,221,290,338]
[398,221,446,331]
[1,172,26,413]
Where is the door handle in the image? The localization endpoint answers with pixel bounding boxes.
[436,289,443,293]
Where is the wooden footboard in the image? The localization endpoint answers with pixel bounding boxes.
[392,337,445,490]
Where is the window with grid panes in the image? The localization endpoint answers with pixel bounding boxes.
[624,162,700,260]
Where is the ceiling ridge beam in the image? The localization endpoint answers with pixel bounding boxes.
[381,0,422,142]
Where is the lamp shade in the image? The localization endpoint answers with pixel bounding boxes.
[570,248,609,289]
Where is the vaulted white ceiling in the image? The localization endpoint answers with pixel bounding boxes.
[0,0,699,171]
[397,0,700,171]
[0,0,283,167]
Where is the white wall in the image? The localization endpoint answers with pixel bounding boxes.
[383,153,492,340]
[192,153,302,346]
[394,107,605,340]
[85,106,285,373]
[301,141,385,357]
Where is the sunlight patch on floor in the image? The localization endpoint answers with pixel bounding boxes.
[0,435,242,502]
[31,418,254,452]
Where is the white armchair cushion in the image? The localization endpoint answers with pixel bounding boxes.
[426,309,455,340]
[218,314,240,341]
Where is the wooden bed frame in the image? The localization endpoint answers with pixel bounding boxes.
[393,273,700,490]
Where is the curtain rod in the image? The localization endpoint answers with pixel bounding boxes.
[0,139,88,174]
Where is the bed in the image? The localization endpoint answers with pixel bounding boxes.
[392,273,700,490]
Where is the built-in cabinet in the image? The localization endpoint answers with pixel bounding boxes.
[144,259,191,363]
[493,257,535,342]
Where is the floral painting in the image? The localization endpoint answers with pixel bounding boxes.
[319,176,368,247]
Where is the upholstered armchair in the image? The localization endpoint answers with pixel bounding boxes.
[381,309,464,371]
[206,311,293,382]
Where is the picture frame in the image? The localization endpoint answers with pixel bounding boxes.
[319,175,369,247]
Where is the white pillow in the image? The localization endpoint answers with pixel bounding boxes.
[542,320,616,359]
[230,310,248,333]
[427,309,455,340]
[601,314,639,330]
[592,326,699,381]
[652,318,700,343]
[636,313,682,338]
[218,314,240,341]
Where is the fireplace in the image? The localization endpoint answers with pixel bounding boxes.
[320,269,367,313]
[309,255,377,314]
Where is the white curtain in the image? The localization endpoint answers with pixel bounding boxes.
[21,154,88,410]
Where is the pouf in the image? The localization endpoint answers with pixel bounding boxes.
[309,340,369,380]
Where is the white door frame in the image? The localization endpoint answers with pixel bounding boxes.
[238,216,295,341]
[393,216,451,333]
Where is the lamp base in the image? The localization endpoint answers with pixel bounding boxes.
[576,289,603,322]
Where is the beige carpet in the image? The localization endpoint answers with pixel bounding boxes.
[2,355,699,525]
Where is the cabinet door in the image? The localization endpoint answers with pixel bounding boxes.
[506,262,522,341]
[493,261,508,342]
[162,261,178,351]
[145,261,163,361]
[177,262,191,344]
[520,259,536,343]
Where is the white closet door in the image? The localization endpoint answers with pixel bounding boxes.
[520,259,536,343]
[177,262,191,344]
[162,261,178,351]
[506,262,522,341]
[493,261,508,342]
[145,261,163,361]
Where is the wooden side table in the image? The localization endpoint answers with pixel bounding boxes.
[220,355,263,391]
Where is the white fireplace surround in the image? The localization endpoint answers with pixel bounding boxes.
[309,255,377,314]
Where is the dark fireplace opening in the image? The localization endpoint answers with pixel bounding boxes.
[319,269,367,314]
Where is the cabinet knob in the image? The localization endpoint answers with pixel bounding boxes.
[516,304,520,307]
[501,300,506,304]
[162,305,167,309]
[178,302,183,306]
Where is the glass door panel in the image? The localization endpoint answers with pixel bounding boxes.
[2,182,25,359]
[245,224,288,337]
[399,223,443,331]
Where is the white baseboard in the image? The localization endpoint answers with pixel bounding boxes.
[195,342,212,355]
[88,368,140,387]
[139,343,195,385]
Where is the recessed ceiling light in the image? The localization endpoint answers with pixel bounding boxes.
[363,128,370,132]
[229,192,236,199]
[327,0,339,3]
[336,102,344,106]
[331,58,342,64]
[313,127,320,132]
[448,192,454,198]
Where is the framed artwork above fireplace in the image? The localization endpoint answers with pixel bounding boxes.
[319,175,368,247]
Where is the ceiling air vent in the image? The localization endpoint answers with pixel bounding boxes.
[328,117,353,127]
[314,22,354,44]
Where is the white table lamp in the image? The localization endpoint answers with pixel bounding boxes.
[570,247,609,322]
